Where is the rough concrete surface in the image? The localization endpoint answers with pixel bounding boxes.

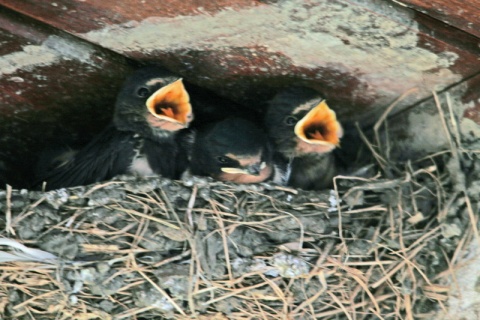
[385,77,480,161]
[436,240,480,320]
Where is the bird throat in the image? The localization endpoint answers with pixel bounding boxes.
[306,127,327,141]
[155,103,176,119]
[146,113,186,132]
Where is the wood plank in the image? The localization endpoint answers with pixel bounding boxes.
[392,0,480,38]
[1,0,479,126]
[0,0,259,33]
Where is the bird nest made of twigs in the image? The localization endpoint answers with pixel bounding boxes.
[1,95,479,320]
[0,148,477,320]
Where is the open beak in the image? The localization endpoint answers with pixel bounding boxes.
[294,100,343,153]
[220,162,266,176]
[146,79,193,127]
[221,167,250,175]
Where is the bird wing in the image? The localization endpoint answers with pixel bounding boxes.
[34,124,137,190]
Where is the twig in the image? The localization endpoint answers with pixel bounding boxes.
[186,185,197,229]
[446,93,462,149]
[432,91,457,157]
[211,200,233,281]
[373,88,419,155]
[114,207,179,229]
[355,122,388,170]
[464,193,480,246]
[133,257,186,316]
[5,184,15,235]
[327,291,353,320]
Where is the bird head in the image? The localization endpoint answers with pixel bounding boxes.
[114,67,193,139]
[266,87,343,158]
[190,118,273,183]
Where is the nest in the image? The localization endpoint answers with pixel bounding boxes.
[1,95,478,319]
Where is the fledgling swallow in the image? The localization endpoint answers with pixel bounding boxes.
[34,67,193,190]
[265,87,343,190]
[189,117,274,184]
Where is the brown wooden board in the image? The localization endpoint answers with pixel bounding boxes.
[1,0,479,125]
[392,0,480,39]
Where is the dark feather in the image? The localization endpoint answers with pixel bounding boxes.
[288,153,336,190]
[143,128,193,179]
[34,124,137,190]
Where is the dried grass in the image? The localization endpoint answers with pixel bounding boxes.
[0,93,477,319]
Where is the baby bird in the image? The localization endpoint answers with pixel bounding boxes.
[34,66,193,190]
[189,117,275,184]
[265,87,343,190]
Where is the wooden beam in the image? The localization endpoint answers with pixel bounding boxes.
[392,0,480,39]
[1,0,479,125]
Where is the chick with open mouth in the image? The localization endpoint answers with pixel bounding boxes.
[35,66,193,190]
[265,87,343,190]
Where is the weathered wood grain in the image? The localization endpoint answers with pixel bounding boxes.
[392,0,480,38]
[1,0,479,125]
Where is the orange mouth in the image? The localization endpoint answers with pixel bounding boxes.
[294,100,343,153]
[146,79,193,127]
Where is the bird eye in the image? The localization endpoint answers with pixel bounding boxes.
[216,156,229,164]
[136,87,150,98]
[284,116,298,126]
